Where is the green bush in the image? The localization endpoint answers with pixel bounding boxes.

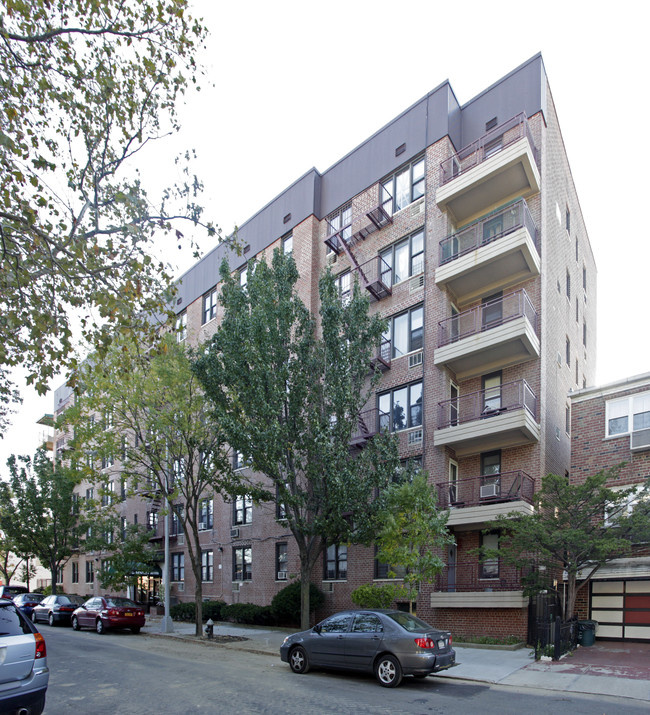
[271,581,324,626]
[170,600,226,622]
[222,602,276,625]
[202,600,226,621]
[351,583,405,609]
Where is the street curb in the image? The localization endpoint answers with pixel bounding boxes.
[142,630,281,658]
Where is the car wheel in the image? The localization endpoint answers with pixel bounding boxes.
[71,616,80,631]
[96,619,105,635]
[130,626,141,634]
[375,654,403,688]
[31,610,38,623]
[48,613,55,627]
[289,645,310,674]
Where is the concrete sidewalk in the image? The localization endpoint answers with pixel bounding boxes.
[142,616,650,702]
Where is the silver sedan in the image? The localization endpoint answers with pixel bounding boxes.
[280,609,455,687]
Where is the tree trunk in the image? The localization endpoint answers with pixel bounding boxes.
[50,561,58,595]
[565,572,577,620]
[300,560,311,631]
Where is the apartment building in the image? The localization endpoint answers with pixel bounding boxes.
[53,54,597,639]
[570,374,650,641]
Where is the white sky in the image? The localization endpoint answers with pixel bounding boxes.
[2,0,649,471]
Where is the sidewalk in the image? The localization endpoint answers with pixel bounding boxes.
[142,616,650,702]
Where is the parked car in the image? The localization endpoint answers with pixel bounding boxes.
[12,593,43,619]
[0,597,49,715]
[71,596,146,634]
[280,609,456,688]
[0,584,28,600]
[32,594,86,626]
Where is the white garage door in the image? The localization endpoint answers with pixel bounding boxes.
[590,580,650,640]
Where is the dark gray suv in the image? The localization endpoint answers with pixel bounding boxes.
[0,598,49,715]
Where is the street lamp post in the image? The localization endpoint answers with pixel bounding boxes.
[160,475,174,633]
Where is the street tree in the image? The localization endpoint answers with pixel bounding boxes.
[0,0,220,418]
[64,333,238,635]
[95,523,159,594]
[485,470,650,619]
[193,250,401,630]
[375,470,452,614]
[0,450,81,593]
[0,527,25,586]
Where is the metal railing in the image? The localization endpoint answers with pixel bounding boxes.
[436,470,535,509]
[440,113,539,186]
[356,254,393,300]
[370,337,392,370]
[437,289,538,347]
[439,199,538,265]
[438,379,537,428]
[434,561,522,592]
[350,407,388,447]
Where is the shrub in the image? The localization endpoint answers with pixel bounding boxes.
[351,583,405,609]
[169,600,226,622]
[221,602,276,625]
[271,581,324,626]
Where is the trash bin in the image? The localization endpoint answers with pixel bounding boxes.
[578,620,597,646]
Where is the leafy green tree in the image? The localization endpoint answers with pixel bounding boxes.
[193,250,401,630]
[375,471,452,614]
[485,470,650,619]
[0,0,219,414]
[19,558,38,591]
[0,527,25,586]
[96,523,158,593]
[0,450,81,593]
[64,333,237,635]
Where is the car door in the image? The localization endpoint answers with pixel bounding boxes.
[79,598,99,627]
[344,613,384,671]
[309,613,352,667]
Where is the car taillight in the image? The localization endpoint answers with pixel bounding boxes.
[414,637,436,649]
[107,609,120,616]
[34,633,46,659]
[448,635,452,646]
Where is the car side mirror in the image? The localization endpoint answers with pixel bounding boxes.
[313,624,321,634]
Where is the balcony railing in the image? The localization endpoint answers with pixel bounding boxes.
[439,199,538,265]
[439,113,539,186]
[356,254,393,300]
[436,469,534,509]
[370,337,392,371]
[437,289,538,348]
[350,407,388,447]
[434,561,523,593]
[438,379,537,429]
[324,191,393,255]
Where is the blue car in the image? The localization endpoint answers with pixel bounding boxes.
[12,593,44,619]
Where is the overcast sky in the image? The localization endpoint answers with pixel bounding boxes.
[2,0,649,471]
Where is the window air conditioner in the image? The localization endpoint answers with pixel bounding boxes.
[480,483,499,499]
[230,527,239,539]
[631,428,650,452]
[277,571,287,581]
[322,582,334,593]
[177,583,185,592]
[408,429,423,445]
[198,522,207,531]
[408,351,423,369]
[232,582,240,592]
[177,534,184,545]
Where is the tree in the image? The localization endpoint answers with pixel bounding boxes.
[19,558,38,591]
[0,0,220,415]
[193,250,401,630]
[0,528,25,586]
[64,333,237,635]
[375,470,452,614]
[96,523,158,594]
[485,470,650,619]
[0,449,81,592]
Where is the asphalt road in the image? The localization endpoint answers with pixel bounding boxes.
[41,625,647,714]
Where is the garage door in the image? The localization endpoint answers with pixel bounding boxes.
[590,580,650,640]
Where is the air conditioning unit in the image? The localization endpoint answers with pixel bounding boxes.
[408,351,423,369]
[177,534,184,545]
[409,274,424,293]
[327,252,337,265]
[322,582,334,593]
[277,571,287,581]
[198,522,207,531]
[631,428,650,452]
[177,582,185,592]
[408,429,423,445]
[232,582,240,592]
[480,483,499,499]
[230,527,239,539]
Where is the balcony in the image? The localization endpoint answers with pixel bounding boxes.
[350,407,388,449]
[435,289,539,380]
[356,255,392,301]
[435,379,540,457]
[436,200,540,304]
[370,337,392,372]
[324,192,393,255]
[430,561,527,609]
[437,470,535,527]
[436,114,540,224]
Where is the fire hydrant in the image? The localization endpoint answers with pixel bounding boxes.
[205,618,214,639]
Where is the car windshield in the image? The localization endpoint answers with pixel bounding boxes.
[105,597,137,608]
[387,612,436,633]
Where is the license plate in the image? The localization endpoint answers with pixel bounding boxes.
[125,612,133,617]
[438,639,446,649]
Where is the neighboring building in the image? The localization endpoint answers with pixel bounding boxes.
[571,373,650,641]
[53,54,597,640]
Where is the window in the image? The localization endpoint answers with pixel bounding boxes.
[85,561,94,584]
[172,458,185,486]
[583,321,587,347]
[381,156,425,215]
[175,312,187,342]
[480,533,499,579]
[233,546,252,581]
[276,483,288,520]
[234,495,252,525]
[383,304,423,358]
[482,372,502,413]
[605,485,649,526]
[566,270,571,300]
[276,543,288,579]
[147,510,158,531]
[324,544,347,580]
[566,337,570,366]
[575,237,579,262]
[566,404,571,434]
[374,546,406,579]
[171,506,183,535]
[565,206,571,233]
[575,358,579,385]
[199,498,213,529]
[606,392,650,436]
[583,265,587,292]
[320,613,352,633]
[239,266,248,289]
[201,550,213,582]
[378,381,423,432]
[56,567,63,585]
[282,233,293,255]
[233,451,250,470]
[101,481,114,506]
[575,297,579,322]
[203,287,218,324]
[448,459,459,504]
[120,517,127,540]
[334,271,351,304]
[72,562,79,584]
[379,229,424,285]
[326,203,352,253]
[85,487,94,502]
[171,553,184,582]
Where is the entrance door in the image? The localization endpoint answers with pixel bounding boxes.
[481,292,503,331]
